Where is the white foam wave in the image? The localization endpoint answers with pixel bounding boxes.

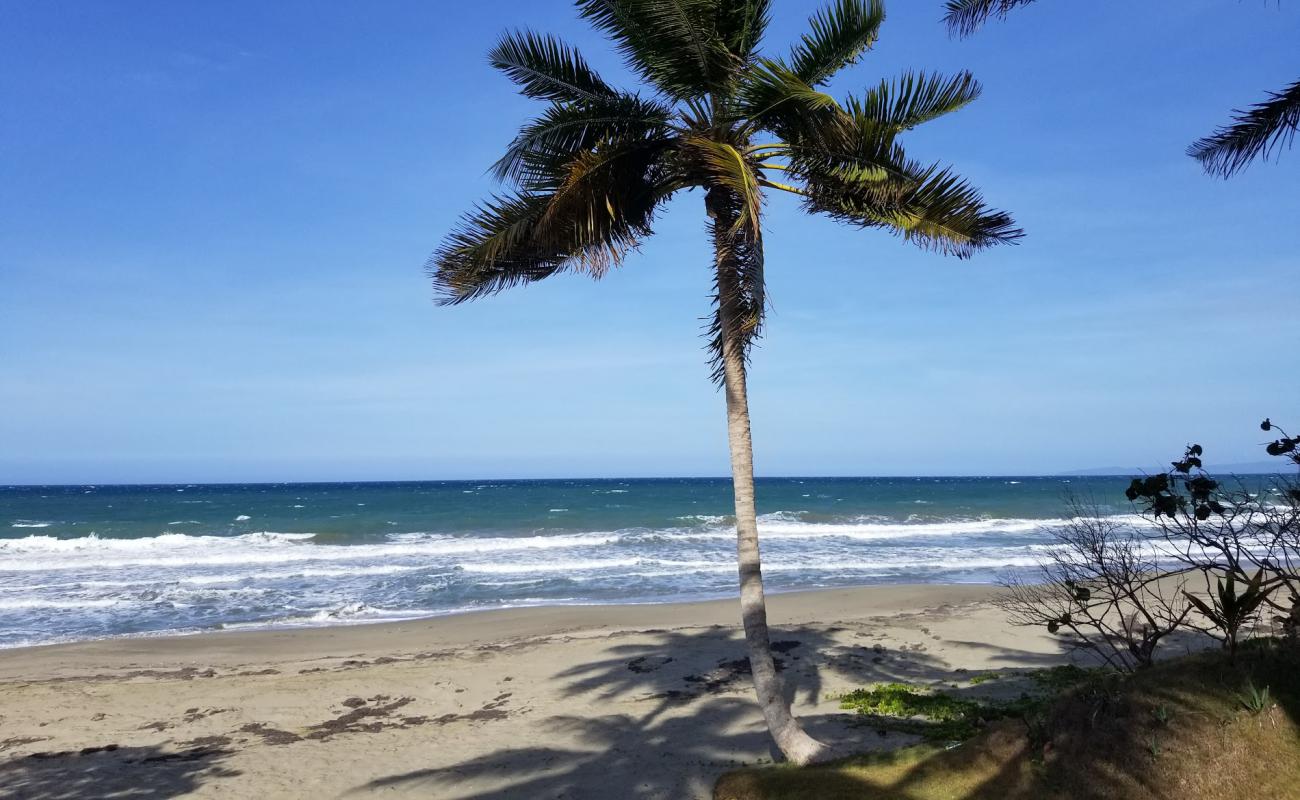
[0,598,120,610]
[0,515,1137,574]
[458,558,642,574]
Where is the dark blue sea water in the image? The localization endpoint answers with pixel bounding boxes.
[0,477,1136,648]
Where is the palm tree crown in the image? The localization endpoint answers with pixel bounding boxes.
[432,0,1021,371]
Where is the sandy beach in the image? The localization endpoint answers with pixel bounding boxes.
[0,584,1071,799]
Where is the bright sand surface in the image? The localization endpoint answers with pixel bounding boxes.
[0,585,1067,799]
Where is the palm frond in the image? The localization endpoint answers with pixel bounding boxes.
[1188,78,1300,178]
[431,138,680,304]
[489,30,617,103]
[736,58,840,138]
[789,0,885,87]
[429,193,567,303]
[787,138,912,198]
[706,187,765,383]
[575,0,736,99]
[802,159,1022,257]
[539,136,676,231]
[849,71,981,132]
[777,99,924,195]
[492,95,675,188]
[943,0,1038,38]
[715,0,772,62]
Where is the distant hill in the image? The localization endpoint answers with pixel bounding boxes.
[1061,461,1286,476]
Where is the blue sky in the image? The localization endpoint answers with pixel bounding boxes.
[2,1,1297,483]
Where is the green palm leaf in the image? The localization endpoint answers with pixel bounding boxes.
[943,0,1038,38]
[850,71,982,132]
[737,58,840,137]
[803,159,1022,257]
[715,0,772,62]
[492,95,675,188]
[1188,78,1300,177]
[432,137,678,304]
[489,30,617,103]
[789,0,885,87]
[429,193,566,303]
[576,0,736,98]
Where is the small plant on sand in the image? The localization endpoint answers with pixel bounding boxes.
[1151,703,1171,727]
[1145,733,1162,759]
[1237,681,1272,714]
[1183,569,1273,662]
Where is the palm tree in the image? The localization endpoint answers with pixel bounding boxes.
[429,0,1020,764]
[942,0,1300,177]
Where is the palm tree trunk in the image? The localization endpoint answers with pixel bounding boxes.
[714,236,832,767]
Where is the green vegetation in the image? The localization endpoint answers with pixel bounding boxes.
[716,645,1300,800]
[1024,664,1096,692]
[837,664,1100,743]
[1237,681,1272,715]
[838,682,1041,743]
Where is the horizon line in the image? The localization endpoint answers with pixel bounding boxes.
[3,470,1286,489]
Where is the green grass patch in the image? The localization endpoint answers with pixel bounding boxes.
[1024,663,1098,691]
[838,682,1043,742]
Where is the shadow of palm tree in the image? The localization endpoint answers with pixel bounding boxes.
[349,623,1060,799]
[0,743,238,800]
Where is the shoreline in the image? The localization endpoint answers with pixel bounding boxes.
[0,583,1000,671]
[0,580,999,658]
[0,582,1065,798]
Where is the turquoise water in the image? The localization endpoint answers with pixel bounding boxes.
[0,477,1134,647]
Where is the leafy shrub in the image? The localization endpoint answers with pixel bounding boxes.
[996,495,1192,671]
[1125,423,1300,646]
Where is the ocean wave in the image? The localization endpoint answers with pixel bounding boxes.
[0,515,1148,573]
[0,474,1175,648]
[0,598,121,610]
[0,508,1147,649]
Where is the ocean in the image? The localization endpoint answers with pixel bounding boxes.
[0,476,1136,648]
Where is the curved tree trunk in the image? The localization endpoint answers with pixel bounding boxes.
[713,219,832,766]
